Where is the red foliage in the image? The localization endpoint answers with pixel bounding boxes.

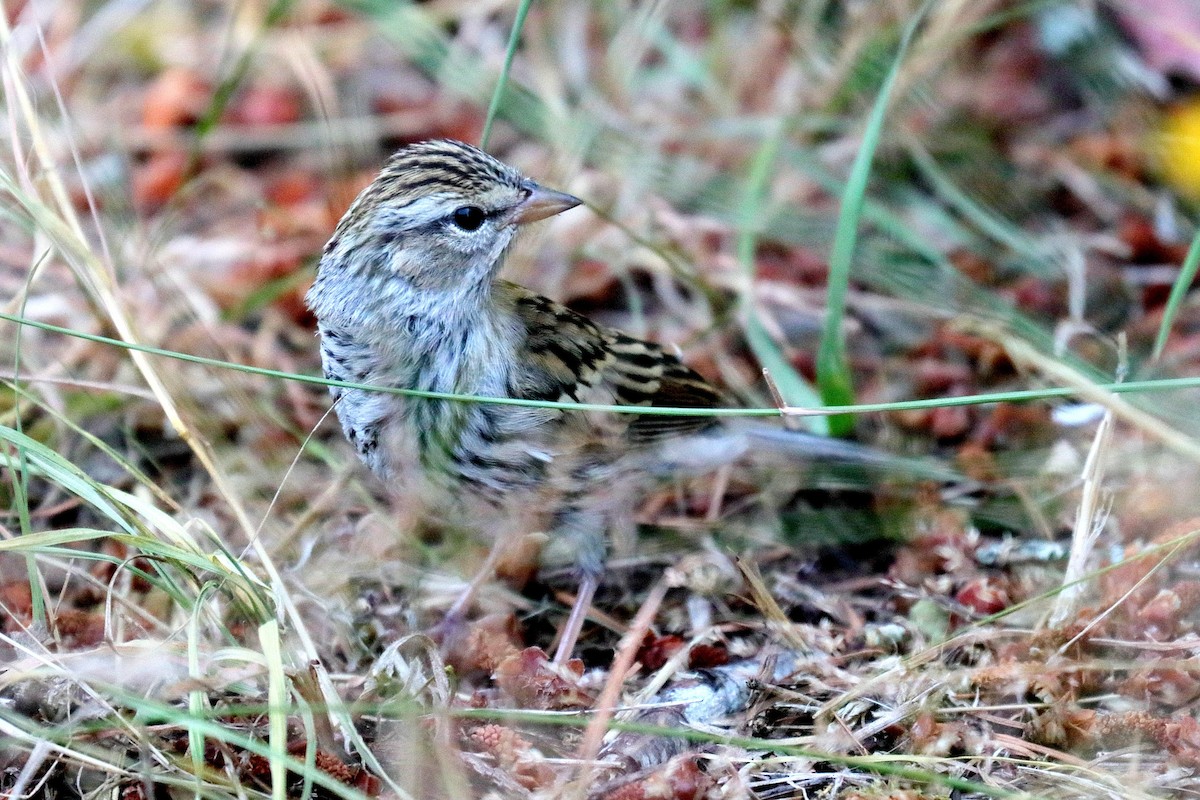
[492,647,593,710]
[227,84,304,127]
[142,68,211,130]
[132,150,190,210]
[602,756,711,800]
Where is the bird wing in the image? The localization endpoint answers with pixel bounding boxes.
[601,331,723,443]
[501,283,722,446]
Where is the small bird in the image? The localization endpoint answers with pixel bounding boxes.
[307,139,922,661]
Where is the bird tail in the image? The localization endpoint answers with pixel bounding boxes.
[742,425,964,484]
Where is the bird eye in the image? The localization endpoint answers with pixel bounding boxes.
[451,206,486,231]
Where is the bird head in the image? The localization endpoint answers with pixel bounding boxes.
[313,140,581,317]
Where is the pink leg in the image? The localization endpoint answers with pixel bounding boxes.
[552,572,598,664]
[433,537,508,643]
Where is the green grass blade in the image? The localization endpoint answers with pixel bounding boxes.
[0,698,375,800]
[10,249,47,627]
[737,121,827,434]
[907,141,1052,269]
[351,0,550,141]
[0,424,137,535]
[480,0,535,149]
[191,0,295,158]
[1152,224,1200,361]
[4,380,179,510]
[817,3,933,435]
[0,528,114,551]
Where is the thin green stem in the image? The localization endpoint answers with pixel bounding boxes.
[4,310,1200,418]
[480,0,535,149]
[1152,223,1200,361]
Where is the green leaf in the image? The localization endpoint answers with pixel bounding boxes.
[817,3,934,435]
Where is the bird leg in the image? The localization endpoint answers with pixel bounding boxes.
[430,532,513,650]
[553,570,598,664]
[548,506,609,664]
[446,538,507,619]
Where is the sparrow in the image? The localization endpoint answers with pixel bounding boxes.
[306,139,927,661]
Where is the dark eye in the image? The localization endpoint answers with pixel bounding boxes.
[451,206,486,231]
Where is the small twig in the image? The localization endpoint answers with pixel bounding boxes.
[705,464,731,523]
[572,580,669,790]
[735,557,809,654]
[0,372,157,400]
[762,367,803,431]
[1046,411,1111,629]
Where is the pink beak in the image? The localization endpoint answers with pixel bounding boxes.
[512,183,582,225]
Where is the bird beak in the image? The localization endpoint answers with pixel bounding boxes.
[513,183,582,225]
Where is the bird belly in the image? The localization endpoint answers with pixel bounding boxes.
[319,321,634,509]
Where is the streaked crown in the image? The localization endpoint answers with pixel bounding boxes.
[323,139,530,250]
[375,139,525,199]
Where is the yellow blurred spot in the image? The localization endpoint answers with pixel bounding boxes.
[1160,100,1200,197]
